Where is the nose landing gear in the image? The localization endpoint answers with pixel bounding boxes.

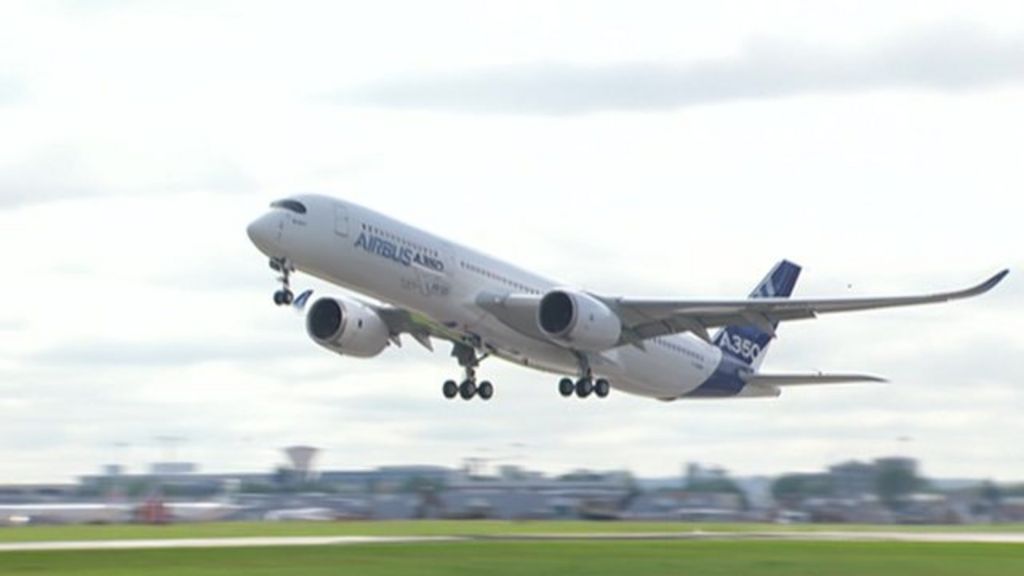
[270,258,294,306]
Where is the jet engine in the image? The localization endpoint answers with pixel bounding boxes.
[306,296,390,358]
[537,289,622,351]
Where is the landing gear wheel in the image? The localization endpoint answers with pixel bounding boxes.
[442,380,458,399]
[459,379,477,400]
[273,289,294,306]
[575,378,593,398]
[594,379,611,398]
[558,378,575,397]
[477,381,494,400]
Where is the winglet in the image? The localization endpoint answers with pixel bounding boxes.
[967,269,1010,298]
[292,289,314,311]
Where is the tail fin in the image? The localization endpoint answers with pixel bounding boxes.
[713,260,801,371]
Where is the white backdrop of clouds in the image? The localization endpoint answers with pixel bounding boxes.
[347,25,1024,114]
[0,0,1021,483]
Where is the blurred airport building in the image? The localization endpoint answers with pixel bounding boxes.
[2,449,1023,526]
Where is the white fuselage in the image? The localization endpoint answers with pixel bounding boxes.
[250,195,742,400]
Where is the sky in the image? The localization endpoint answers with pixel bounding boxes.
[0,0,1021,484]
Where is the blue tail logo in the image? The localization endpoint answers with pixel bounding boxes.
[713,260,801,369]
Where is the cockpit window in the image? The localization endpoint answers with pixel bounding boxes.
[270,199,307,214]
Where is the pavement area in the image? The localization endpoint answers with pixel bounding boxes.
[2,531,1024,552]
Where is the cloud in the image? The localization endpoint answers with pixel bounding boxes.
[345,25,1024,115]
[27,339,311,367]
[0,147,254,210]
[0,149,95,208]
[24,334,438,371]
[0,75,24,105]
[0,318,25,332]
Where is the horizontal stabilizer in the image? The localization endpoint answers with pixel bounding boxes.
[743,372,886,387]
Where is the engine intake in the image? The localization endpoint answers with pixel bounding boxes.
[308,299,344,340]
[306,296,389,358]
[539,291,575,335]
[537,289,622,351]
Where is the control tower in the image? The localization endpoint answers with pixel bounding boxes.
[283,445,320,482]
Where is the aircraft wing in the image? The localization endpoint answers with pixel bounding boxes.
[608,269,1008,344]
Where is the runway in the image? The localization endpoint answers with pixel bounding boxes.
[0,535,461,552]
[488,530,1024,544]
[1,531,1023,552]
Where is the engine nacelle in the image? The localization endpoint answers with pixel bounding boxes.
[537,289,622,351]
[306,296,389,358]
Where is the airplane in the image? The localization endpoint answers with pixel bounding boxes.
[0,500,242,525]
[246,195,1007,402]
[0,502,131,525]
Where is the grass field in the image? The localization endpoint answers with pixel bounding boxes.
[2,520,1024,543]
[1,540,1022,576]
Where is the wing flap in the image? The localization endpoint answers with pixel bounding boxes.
[375,307,465,351]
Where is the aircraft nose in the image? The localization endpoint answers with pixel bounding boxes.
[246,212,280,253]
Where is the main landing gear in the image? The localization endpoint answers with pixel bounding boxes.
[558,376,611,399]
[558,354,611,399]
[443,343,493,401]
[270,257,294,306]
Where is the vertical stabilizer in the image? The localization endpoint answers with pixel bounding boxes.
[712,260,801,371]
